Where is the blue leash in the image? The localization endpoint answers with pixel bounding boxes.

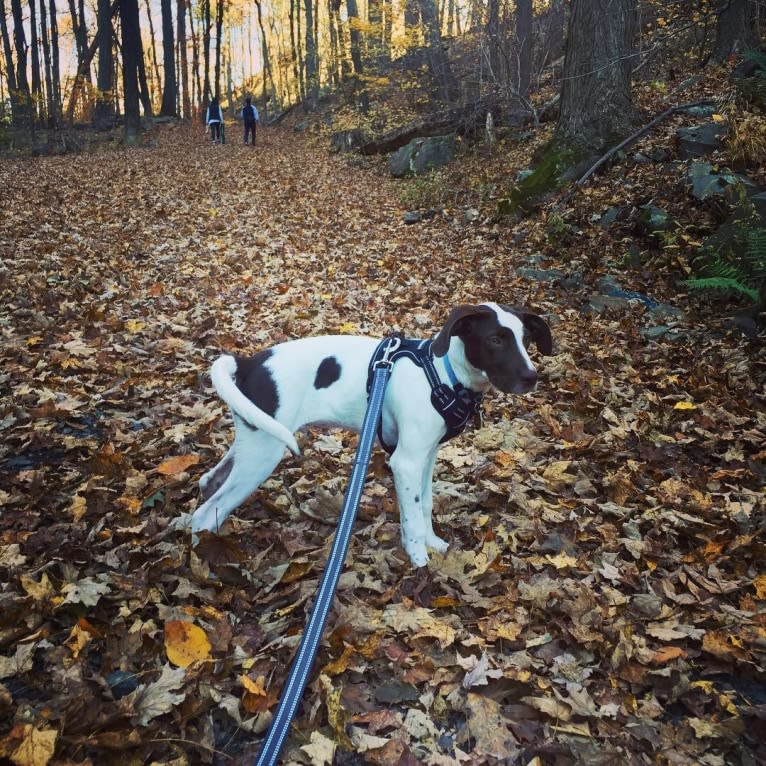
[253,335,401,766]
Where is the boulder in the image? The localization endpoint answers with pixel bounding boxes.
[330,129,364,153]
[389,134,457,178]
[686,161,759,201]
[677,122,727,159]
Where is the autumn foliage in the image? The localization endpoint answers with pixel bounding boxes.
[0,116,764,766]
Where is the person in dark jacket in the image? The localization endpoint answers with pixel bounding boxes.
[206,96,223,143]
[241,96,259,146]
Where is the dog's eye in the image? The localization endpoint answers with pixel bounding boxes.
[489,335,503,346]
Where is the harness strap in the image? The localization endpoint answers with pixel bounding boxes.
[366,337,483,453]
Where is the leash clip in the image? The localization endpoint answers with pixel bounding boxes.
[374,334,402,370]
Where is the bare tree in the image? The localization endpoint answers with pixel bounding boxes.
[177,0,190,117]
[160,0,177,115]
[712,0,756,61]
[94,0,115,126]
[418,0,458,102]
[120,0,141,143]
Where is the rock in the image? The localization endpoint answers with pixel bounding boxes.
[586,295,633,314]
[403,211,422,224]
[388,134,457,177]
[518,267,567,284]
[638,204,676,235]
[677,122,728,159]
[329,129,364,153]
[685,161,759,201]
[599,206,621,228]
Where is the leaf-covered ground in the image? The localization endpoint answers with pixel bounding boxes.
[1,117,765,766]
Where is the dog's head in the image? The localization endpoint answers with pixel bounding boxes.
[432,302,553,394]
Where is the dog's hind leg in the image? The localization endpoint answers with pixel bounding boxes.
[191,424,287,536]
[199,446,234,501]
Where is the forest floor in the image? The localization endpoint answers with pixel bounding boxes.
[0,112,764,766]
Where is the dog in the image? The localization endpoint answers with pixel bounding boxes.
[191,303,553,566]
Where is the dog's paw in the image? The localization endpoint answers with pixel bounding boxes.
[405,541,429,568]
[426,533,449,554]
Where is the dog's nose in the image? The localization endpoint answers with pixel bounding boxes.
[520,369,538,388]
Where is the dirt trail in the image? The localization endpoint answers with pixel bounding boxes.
[0,122,764,765]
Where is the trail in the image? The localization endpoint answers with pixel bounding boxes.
[0,121,764,765]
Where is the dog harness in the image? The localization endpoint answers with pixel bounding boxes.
[366,335,484,453]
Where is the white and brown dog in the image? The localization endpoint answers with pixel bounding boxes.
[192,303,553,566]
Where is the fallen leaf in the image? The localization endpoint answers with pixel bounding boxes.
[164,620,212,667]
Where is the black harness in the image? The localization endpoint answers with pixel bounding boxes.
[366,335,484,454]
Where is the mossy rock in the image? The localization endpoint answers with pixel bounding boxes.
[497,146,579,214]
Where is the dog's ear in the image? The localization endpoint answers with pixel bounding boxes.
[432,304,495,357]
[519,312,554,356]
[494,303,555,356]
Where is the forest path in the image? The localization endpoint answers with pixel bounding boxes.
[0,122,764,765]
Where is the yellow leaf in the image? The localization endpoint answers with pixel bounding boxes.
[9,724,58,766]
[754,574,766,599]
[20,572,55,602]
[673,401,696,410]
[241,674,267,695]
[164,620,212,667]
[545,552,579,570]
[338,321,358,334]
[69,494,88,521]
[124,319,145,333]
[157,454,200,476]
[712,113,726,123]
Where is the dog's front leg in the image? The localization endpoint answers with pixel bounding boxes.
[419,448,449,554]
[390,443,441,567]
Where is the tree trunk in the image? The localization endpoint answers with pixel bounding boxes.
[0,0,19,122]
[510,0,532,119]
[94,0,114,125]
[304,0,318,108]
[30,0,42,122]
[10,0,32,127]
[554,0,638,155]
[486,0,502,83]
[214,0,224,100]
[254,0,275,105]
[202,0,211,99]
[160,0,177,115]
[417,0,458,102]
[712,0,755,61]
[187,0,201,112]
[143,0,161,105]
[137,33,154,115]
[120,0,141,143]
[39,0,55,125]
[67,0,90,91]
[49,0,61,121]
[177,0,190,117]
[367,0,382,64]
[346,0,363,74]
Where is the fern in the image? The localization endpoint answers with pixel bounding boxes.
[684,276,760,302]
[685,226,766,304]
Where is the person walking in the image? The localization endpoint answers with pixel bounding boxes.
[242,96,259,146]
[206,96,224,143]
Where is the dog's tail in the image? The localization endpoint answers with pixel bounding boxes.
[210,355,301,455]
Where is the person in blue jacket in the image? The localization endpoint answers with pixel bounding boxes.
[242,96,260,146]
[206,96,223,143]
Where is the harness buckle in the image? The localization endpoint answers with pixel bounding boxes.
[374,334,402,370]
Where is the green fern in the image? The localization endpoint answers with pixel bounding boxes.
[684,276,760,301]
[685,227,766,304]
